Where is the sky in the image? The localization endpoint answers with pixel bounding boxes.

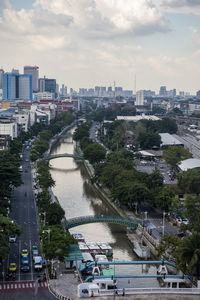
[1,0,200,94]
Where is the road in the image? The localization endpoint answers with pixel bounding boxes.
[0,146,56,299]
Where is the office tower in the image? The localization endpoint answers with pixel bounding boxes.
[38,77,56,96]
[179,91,184,97]
[136,90,144,106]
[95,86,100,97]
[115,87,123,97]
[24,66,39,92]
[3,73,32,100]
[60,84,67,97]
[18,75,33,100]
[100,87,106,97]
[0,69,4,89]
[159,86,167,97]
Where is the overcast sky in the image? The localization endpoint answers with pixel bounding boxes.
[1,0,200,94]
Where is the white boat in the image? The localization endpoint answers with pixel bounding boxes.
[133,241,151,259]
[78,242,89,252]
[73,233,85,242]
[97,242,113,257]
[86,242,101,255]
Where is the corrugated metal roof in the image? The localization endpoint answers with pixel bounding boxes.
[159,133,183,146]
[178,158,200,171]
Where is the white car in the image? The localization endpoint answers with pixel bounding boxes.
[9,235,17,243]
[182,218,189,225]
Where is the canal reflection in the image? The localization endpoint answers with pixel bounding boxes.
[50,128,160,288]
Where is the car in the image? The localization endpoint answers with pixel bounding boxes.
[24,169,28,173]
[182,218,189,225]
[32,245,38,252]
[21,263,30,272]
[9,235,16,243]
[21,249,28,257]
[21,256,29,264]
[8,263,17,272]
[25,159,29,162]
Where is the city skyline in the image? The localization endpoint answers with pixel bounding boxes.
[1,1,200,93]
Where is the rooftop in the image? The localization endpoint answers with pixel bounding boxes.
[159,133,184,147]
[178,158,200,171]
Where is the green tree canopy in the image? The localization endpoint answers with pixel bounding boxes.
[163,146,192,169]
[178,169,200,195]
[137,132,161,149]
[41,225,76,261]
[0,215,22,262]
[83,143,106,164]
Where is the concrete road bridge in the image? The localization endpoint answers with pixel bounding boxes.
[62,215,143,230]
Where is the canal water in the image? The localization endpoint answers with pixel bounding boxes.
[50,128,160,289]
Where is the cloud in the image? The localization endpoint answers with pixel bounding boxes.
[156,0,200,14]
[34,0,171,38]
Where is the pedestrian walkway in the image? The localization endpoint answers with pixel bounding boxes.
[0,280,48,293]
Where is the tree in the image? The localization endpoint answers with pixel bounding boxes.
[137,132,161,149]
[41,225,76,261]
[0,215,22,262]
[179,232,200,276]
[111,181,150,207]
[163,146,192,169]
[83,143,106,164]
[178,169,200,195]
[73,124,90,141]
[158,117,178,134]
[157,234,182,264]
[46,202,65,225]
[184,195,200,231]
[154,186,175,211]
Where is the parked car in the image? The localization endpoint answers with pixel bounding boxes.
[9,235,16,243]
[182,218,189,225]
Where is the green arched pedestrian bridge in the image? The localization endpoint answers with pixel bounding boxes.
[45,152,84,161]
[62,215,143,230]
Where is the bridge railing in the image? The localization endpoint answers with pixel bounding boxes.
[64,215,143,226]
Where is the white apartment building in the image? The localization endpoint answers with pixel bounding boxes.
[33,92,54,101]
[136,90,144,106]
[0,119,18,139]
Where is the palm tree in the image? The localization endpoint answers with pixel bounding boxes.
[179,232,200,277]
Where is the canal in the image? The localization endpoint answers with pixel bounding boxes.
[50,128,160,289]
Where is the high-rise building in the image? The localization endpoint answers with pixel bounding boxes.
[159,86,167,97]
[2,73,32,100]
[0,69,4,89]
[38,77,56,96]
[24,66,39,92]
[95,86,100,97]
[136,90,144,106]
[196,90,200,99]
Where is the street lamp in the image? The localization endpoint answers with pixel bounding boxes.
[162,211,166,236]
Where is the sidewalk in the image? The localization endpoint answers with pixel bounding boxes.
[48,262,79,299]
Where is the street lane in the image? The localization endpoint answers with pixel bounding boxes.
[0,147,41,282]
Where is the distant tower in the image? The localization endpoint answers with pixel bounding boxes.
[24,66,39,92]
[136,90,144,106]
[113,80,116,98]
[134,74,137,95]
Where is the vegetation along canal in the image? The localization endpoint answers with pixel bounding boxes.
[50,128,160,289]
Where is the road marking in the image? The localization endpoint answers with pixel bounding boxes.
[15,284,17,289]
[30,240,33,281]
[40,282,43,287]
[22,283,25,288]
[18,239,21,282]
[11,284,13,289]
[18,283,21,288]
[0,285,2,289]
[29,283,33,288]
[26,283,29,288]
